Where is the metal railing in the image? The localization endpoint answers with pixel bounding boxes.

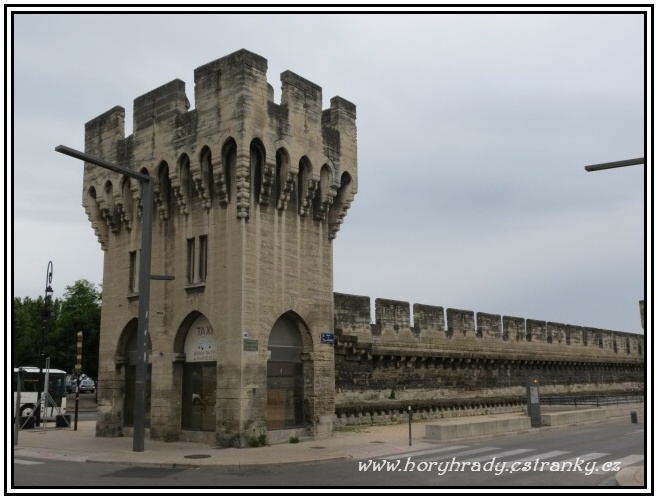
[540,394,644,407]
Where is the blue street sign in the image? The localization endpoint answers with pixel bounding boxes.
[321,332,335,345]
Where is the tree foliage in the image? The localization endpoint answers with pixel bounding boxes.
[13,279,101,379]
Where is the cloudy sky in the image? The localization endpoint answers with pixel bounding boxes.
[9,6,649,335]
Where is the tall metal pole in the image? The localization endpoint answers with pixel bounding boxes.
[584,156,645,332]
[36,261,54,427]
[408,405,412,446]
[133,179,153,452]
[55,145,153,452]
[14,368,24,445]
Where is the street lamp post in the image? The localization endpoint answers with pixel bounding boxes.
[584,156,645,332]
[36,261,54,427]
[584,157,644,172]
[55,145,153,452]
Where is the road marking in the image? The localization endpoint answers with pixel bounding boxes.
[14,459,44,465]
[374,446,642,478]
[552,452,610,466]
[614,454,644,467]
[509,450,572,463]
[464,448,535,462]
[405,447,502,462]
[382,446,468,461]
[589,454,644,475]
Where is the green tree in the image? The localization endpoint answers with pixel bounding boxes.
[14,280,101,381]
[13,295,51,367]
[49,280,102,379]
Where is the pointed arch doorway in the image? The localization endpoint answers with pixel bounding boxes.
[266,313,307,430]
[181,314,217,431]
[118,319,152,427]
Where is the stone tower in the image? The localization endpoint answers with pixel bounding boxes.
[82,49,357,445]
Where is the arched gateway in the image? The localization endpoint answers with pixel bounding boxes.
[180,314,217,432]
[266,313,309,430]
[117,319,152,428]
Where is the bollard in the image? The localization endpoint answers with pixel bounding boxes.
[630,411,638,424]
[408,406,412,446]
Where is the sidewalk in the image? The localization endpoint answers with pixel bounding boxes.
[13,406,644,487]
[13,417,444,468]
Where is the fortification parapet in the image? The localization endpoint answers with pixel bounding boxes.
[281,70,323,126]
[334,292,371,335]
[334,293,644,411]
[476,312,502,339]
[414,304,445,333]
[82,48,357,239]
[133,79,189,135]
[446,308,476,337]
[547,322,566,344]
[333,292,645,365]
[82,106,128,250]
[566,324,583,346]
[374,298,410,334]
[84,106,126,161]
[193,48,268,123]
[503,316,525,342]
[527,319,547,342]
[324,96,357,127]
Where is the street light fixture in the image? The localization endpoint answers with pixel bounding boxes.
[36,261,54,427]
[584,157,644,172]
[584,156,645,332]
[55,144,153,452]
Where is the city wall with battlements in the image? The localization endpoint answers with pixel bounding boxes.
[76,47,642,439]
[332,293,644,424]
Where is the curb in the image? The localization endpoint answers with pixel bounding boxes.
[615,466,645,487]
[82,454,353,469]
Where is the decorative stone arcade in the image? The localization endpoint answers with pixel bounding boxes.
[82,49,357,445]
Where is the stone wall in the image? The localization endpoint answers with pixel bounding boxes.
[333,293,644,422]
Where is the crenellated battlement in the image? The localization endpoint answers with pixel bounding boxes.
[333,293,643,419]
[334,292,644,364]
[82,48,358,248]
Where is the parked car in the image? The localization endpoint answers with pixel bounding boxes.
[76,378,96,393]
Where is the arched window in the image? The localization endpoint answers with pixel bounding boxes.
[156,162,171,220]
[218,139,236,206]
[250,140,265,202]
[180,154,194,203]
[297,157,315,216]
[200,146,214,205]
[102,180,120,232]
[276,148,294,211]
[119,176,134,229]
[313,164,335,220]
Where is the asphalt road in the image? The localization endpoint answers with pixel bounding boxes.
[65,392,97,411]
[12,418,645,490]
[63,392,96,422]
